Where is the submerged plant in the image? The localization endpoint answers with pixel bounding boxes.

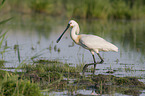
[14,44,21,63]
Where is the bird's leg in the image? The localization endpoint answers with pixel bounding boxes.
[82,54,97,75]
[92,54,97,74]
[83,52,103,75]
[97,53,104,63]
[92,54,96,63]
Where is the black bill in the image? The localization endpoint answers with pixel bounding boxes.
[56,24,70,43]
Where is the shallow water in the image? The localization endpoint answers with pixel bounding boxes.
[0,14,145,95]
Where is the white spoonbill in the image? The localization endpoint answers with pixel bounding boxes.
[57,20,118,64]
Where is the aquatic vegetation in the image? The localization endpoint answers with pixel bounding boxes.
[115,77,145,88]
[53,45,57,51]
[0,59,145,96]
[13,44,21,63]
[0,60,5,67]
[0,32,7,54]
[57,48,60,53]
[22,60,81,78]
[92,74,145,95]
[18,60,82,91]
[0,0,12,61]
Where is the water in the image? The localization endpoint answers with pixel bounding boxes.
[0,14,145,95]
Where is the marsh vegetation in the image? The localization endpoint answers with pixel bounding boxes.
[0,60,145,96]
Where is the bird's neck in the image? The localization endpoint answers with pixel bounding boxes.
[70,25,80,44]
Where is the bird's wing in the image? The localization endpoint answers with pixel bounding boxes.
[80,34,106,49]
[79,34,118,52]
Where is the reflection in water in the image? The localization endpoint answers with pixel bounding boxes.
[0,14,145,95]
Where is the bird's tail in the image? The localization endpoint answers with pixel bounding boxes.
[112,45,118,52]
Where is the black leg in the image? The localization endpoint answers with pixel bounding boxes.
[82,63,95,75]
[82,53,104,75]
[97,53,104,63]
[93,64,97,74]
[92,54,97,74]
[92,54,96,63]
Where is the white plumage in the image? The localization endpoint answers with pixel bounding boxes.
[79,34,118,53]
[57,20,118,63]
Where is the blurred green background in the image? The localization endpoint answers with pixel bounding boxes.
[1,0,145,19]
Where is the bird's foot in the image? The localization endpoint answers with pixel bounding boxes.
[82,64,89,72]
[82,63,96,75]
[99,60,104,64]
[94,60,104,64]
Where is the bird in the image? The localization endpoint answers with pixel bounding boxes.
[57,20,118,65]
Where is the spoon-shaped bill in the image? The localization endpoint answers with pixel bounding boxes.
[56,24,70,43]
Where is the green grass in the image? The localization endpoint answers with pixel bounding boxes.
[22,60,82,79]
[0,60,85,95]
[0,71,42,96]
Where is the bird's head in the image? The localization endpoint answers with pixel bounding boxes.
[69,20,78,28]
[56,20,78,43]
